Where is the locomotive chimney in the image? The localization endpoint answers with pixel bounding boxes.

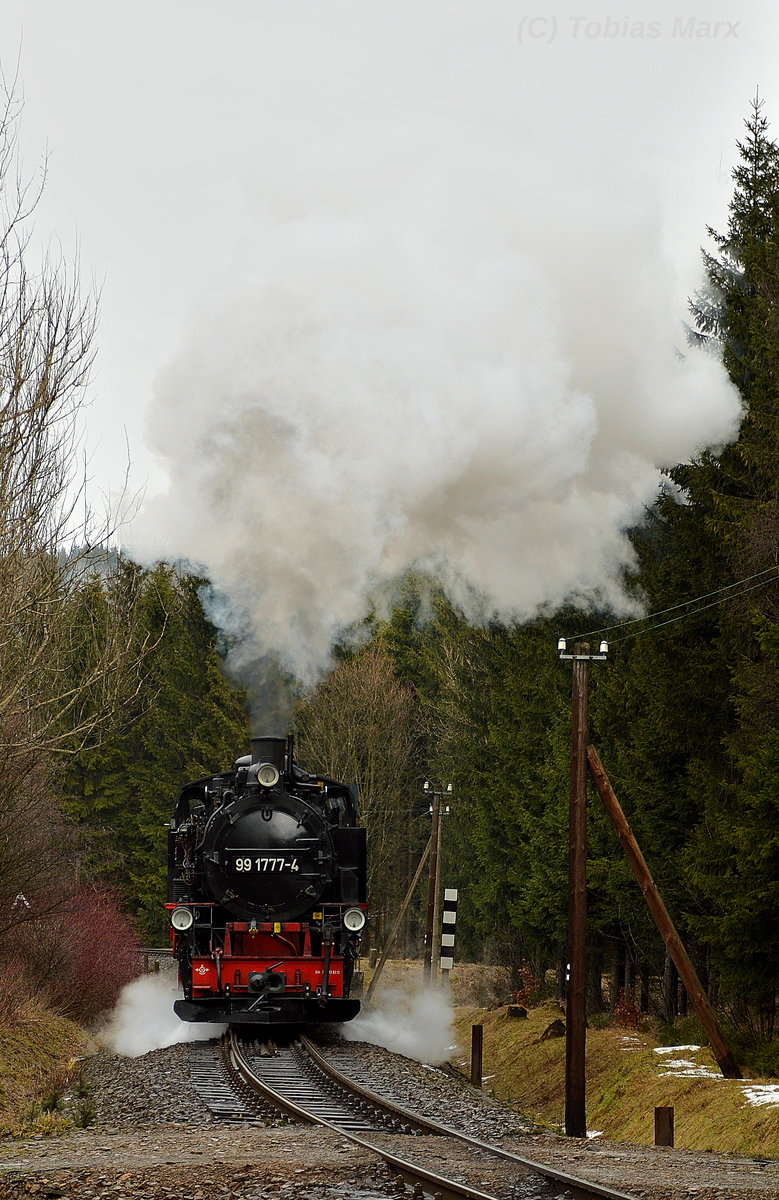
[250,735,287,773]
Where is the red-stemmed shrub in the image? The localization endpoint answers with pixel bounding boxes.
[4,885,142,1023]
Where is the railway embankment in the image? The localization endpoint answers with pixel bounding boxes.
[2,999,779,1199]
[452,999,779,1160]
[4,961,779,1198]
[0,995,90,1138]
[364,958,779,1162]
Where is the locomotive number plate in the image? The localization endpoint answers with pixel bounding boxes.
[232,856,300,872]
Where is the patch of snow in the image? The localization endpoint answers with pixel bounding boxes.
[658,1061,720,1078]
[742,1085,779,1108]
[652,1044,721,1079]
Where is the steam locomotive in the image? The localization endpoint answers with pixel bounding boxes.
[166,735,367,1025]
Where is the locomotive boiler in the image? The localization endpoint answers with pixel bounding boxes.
[166,734,367,1025]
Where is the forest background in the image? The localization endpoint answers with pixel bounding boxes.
[4,91,779,1058]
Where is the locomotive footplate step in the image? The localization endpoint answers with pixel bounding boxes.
[175,997,362,1025]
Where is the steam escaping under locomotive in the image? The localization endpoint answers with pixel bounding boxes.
[167,735,367,1025]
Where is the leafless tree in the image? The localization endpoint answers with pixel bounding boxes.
[295,645,419,940]
[0,75,147,945]
[0,75,147,749]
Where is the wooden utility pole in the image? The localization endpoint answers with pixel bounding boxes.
[423,785,442,985]
[565,643,589,1138]
[431,799,445,976]
[365,833,433,1004]
[587,744,742,1080]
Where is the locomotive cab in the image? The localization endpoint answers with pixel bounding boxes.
[167,734,367,1026]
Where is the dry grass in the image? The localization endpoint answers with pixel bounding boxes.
[0,994,90,1138]
[451,999,779,1158]
[365,956,513,1007]
[365,961,779,1159]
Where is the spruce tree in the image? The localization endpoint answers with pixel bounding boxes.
[63,562,249,940]
[647,94,779,1017]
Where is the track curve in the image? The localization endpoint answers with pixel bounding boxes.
[222,1032,644,1200]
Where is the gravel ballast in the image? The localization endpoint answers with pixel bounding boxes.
[1,1036,779,1199]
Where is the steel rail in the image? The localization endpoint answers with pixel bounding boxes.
[299,1035,643,1200]
[227,1033,500,1200]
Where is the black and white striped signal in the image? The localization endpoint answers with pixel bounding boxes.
[439,888,458,971]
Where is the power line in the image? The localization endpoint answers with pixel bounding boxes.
[611,574,779,643]
[573,565,779,645]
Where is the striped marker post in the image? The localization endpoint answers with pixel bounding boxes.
[439,888,458,982]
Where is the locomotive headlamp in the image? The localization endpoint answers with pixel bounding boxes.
[343,907,366,932]
[257,762,280,788]
[170,906,194,932]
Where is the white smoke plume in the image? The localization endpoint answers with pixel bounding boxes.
[343,982,456,1065]
[128,3,744,681]
[101,972,223,1057]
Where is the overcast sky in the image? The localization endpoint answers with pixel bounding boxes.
[2,1,778,678]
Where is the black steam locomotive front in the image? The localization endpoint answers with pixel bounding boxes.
[167,735,367,1025]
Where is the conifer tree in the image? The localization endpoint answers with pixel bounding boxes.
[627,94,779,1017]
[689,97,779,1018]
[64,562,249,940]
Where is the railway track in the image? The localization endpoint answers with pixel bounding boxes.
[192,1032,645,1200]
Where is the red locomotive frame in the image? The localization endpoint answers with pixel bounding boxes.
[168,906,364,1023]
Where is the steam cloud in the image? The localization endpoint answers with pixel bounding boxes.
[102,972,223,1057]
[129,5,742,681]
[342,981,456,1065]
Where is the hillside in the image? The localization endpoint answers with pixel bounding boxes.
[451,998,779,1158]
[363,959,779,1159]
